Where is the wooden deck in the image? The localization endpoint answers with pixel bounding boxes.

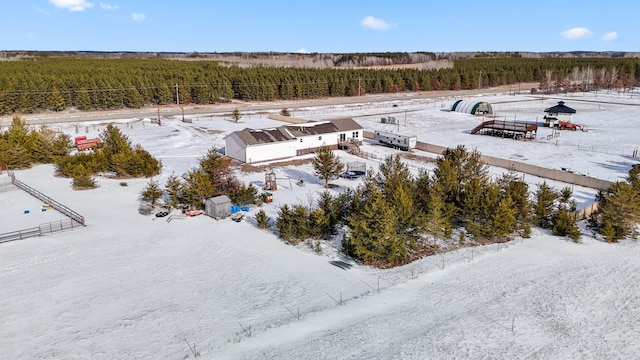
[471,120,538,139]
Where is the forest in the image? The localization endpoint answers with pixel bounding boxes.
[1,56,640,115]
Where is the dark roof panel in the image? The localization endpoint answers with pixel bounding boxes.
[230,118,362,146]
[544,101,576,114]
[234,127,294,146]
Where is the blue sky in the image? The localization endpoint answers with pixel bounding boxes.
[1,0,635,53]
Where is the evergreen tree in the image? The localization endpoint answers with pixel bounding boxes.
[51,133,72,159]
[375,155,421,246]
[181,170,214,207]
[141,179,163,205]
[291,204,310,242]
[71,164,96,189]
[347,188,406,266]
[307,209,331,239]
[553,209,581,242]
[424,191,452,241]
[492,195,517,238]
[231,108,241,122]
[49,87,66,111]
[255,209,270,229]
[593,181,640,241]
[280,108,291,116]
[312,146,344,188]
[230,183,258,205]
[276,204,294,241]
[100,124,131,156]
[199,147,239,195]
[533,182,558,229]
[164,173,183,209]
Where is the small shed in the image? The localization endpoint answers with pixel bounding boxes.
[204,195,232,219]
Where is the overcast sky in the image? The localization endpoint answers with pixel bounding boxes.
[1,0,633,53]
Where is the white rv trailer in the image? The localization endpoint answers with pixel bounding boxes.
[373,130,417,151]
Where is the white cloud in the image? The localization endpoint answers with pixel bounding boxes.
[361,16,390,30]
[561,27,593,40]
[296,48,308,54]
[602,31,618,41]
[99,3,118,10]
[131,13,147,21]
[48,0,94,12]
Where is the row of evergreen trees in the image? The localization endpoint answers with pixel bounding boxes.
[2,57,640,114]
[54,124,162,188]
[272,147,639,268]
[0,116,161,188]
[0,116,71,169]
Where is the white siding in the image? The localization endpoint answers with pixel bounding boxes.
[224,134,247,162]
[245,141,297,163]
[295,134,334,151]
[226,127,363,163]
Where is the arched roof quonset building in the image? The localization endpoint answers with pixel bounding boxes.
[451,100,493,115]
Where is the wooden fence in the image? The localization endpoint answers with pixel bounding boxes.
[0,219,80,244]
[9,171,85,226]
[0,172,85,245]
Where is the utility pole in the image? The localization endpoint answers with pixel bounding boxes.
[358,77,361,96]
[478,70,482,89]
[175,83,179,105]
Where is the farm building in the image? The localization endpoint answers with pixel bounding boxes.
[451,100,493,115]
[225,118,363,163]
[543,101,576,126]
[204,195,232,219]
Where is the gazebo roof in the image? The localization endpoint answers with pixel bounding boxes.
[544,101,576,114]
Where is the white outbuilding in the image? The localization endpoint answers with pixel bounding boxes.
[224,118,363,163]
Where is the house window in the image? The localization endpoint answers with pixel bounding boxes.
[318,136,322,141]
[300,139,303,143]
[352,131,359,138]
[339,133,346,141]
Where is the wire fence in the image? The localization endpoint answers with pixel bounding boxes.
[183,236,528,358]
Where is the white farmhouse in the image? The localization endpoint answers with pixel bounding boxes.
[224,118,363,163]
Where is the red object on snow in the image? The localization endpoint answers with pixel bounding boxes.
[76,138,101,151]
[185,210,202,217]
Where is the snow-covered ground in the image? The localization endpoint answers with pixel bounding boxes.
[1,90,639,359]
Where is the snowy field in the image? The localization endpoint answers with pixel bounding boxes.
[1,90,639,359]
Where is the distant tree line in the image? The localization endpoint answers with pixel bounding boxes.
[270,147,640,268]
[1,57,640,115]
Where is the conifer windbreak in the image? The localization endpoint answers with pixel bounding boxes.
[2,56,639,115]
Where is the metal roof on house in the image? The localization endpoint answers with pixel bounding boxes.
[229,118,362,146]
[544,101,576,114]
[232,127,294,146]
[284,118,363,137]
